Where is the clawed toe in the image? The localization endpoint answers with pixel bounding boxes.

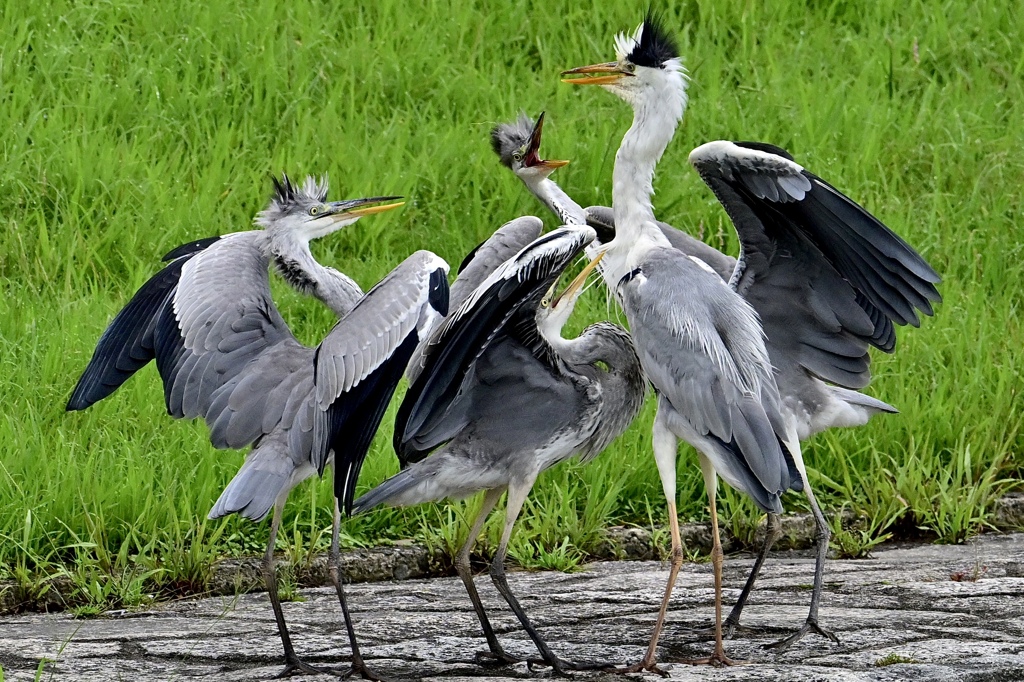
[475,650,521,667]
[275,657,334,678]
[336,660,385,681]
[765,620,839,651]
[611,659,671,677]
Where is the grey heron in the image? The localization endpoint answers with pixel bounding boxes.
[490,110,928,648]
[67,175,450,679]
[354,226,644,673]
[562,13,940,669]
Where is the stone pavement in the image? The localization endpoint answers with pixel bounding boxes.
[2,533,1023,681]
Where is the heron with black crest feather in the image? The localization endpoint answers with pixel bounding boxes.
[562,11,939,670]
[67,175,450,679]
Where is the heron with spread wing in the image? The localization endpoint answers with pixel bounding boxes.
[562,13,940,670]
[354,226,644,674]
[490,109,936,650]
[67,175,449,679]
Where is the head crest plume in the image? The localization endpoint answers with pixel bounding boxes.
[256,173,330,227]
[614,10,679,68]
[490,113,536,168]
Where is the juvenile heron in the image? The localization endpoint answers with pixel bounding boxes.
[562,13,940,669]
[490,111,930,646]
[67,175,450,679]
[354,226,644,673]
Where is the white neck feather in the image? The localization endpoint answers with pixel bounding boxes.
[266,231,363,318]
[603,70,687,285]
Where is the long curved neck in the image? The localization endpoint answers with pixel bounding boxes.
[266,233,363,318]
[522,175,586,226]
[611,97,682,246]
[569,323,645,459]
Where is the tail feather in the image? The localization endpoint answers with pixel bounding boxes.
[208,467,290,522]
[351,469,424,515]
[829,386,898,415]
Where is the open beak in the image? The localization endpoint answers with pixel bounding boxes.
[560,62,631,86]
[525,112,570,171]
[553,251,605,307]
[328,196,405,220]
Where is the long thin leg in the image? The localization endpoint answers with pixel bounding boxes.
[455,488,517,666]
[488,476,615,675]
[765,482,839,651]
[617,407,681,677]
[264,500,331,678]
[327,498,381,680]
[722,512,782,636]
[685,458,737,667]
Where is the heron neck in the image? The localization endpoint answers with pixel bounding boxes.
[524,176,586,226]
[268,234,363,318]
[611,98,681,244]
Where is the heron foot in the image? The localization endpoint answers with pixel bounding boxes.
[336,659,385,681]
[274,656,335,678]
[610,658,671,677]
[764,619,839,652]
[527,655,618,676]
[682,652,743,667]
[474,650,521,667]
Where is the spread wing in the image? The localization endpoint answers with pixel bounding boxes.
[69,231,316,454]
[406,216,542,384]
[394,227,595,467]
[311,250,450,513]
[689,140,942,391]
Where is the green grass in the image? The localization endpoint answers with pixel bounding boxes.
[1,0,1022,610]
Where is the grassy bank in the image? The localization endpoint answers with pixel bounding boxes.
[1,0,1021,612]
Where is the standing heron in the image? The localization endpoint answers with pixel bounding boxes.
[353,226,645,673]
[67,175,450,679]
[562,13,940,669]
[490,110,932,645]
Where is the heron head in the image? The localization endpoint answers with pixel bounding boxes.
[561,12,687,112]
[536,250,605,341]
[256,174,404,240]
[490,112,570,182]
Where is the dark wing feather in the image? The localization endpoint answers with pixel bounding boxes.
[689,138,941,412]
[67,238,219,411]
[317,333,420,515]
[394,227,593,466]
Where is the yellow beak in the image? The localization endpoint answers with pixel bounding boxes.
[553,251,605,307]
[560,62,631,86]
[341,201,406,218]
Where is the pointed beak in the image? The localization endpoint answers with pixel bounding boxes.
[553,251,605,308]
[327,196,405,220]
[524,112,570,170]
[560,62,631,86]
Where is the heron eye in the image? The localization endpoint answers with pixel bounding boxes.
[624,62,636,73]
[512,151,523,163]
[309,206,320,216]
[540,298,550,308]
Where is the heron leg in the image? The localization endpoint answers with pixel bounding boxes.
[766,483,839,651]
[458,488,518,666]
[615,409,679,677]
[683,459,738,667]
[689,511,781,639]
[327,498,383,681]
[488,477,615,675]
[263,501,332,678]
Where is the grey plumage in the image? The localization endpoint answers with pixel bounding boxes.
[359,226,644,671]
[490,113,537,169]
[66,175,442,677]
[561,14,939,668]
[406,217,542,385]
